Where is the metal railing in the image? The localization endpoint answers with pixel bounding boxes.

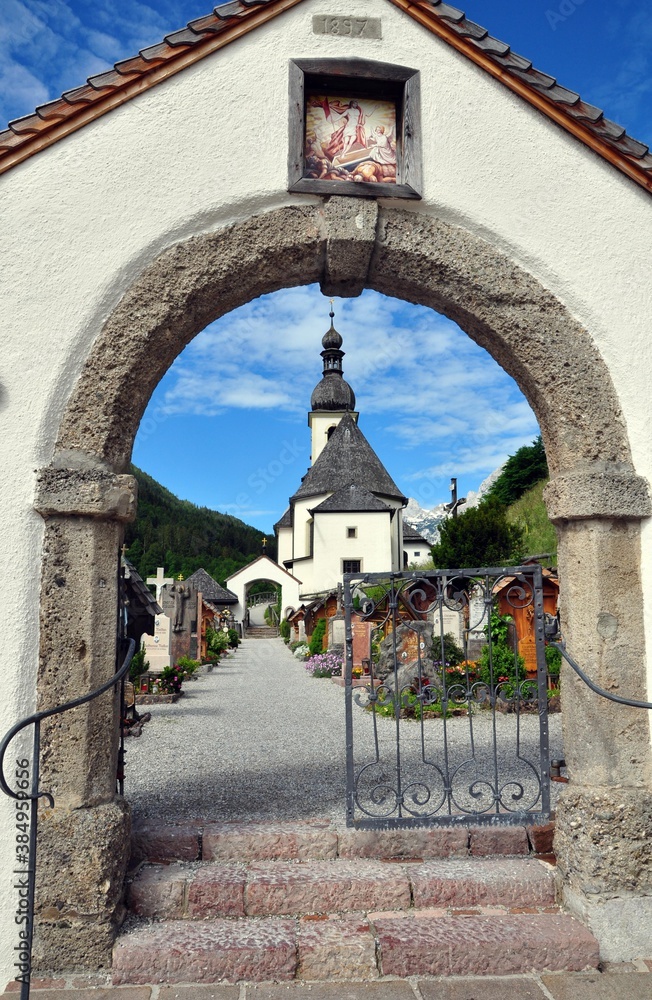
[0,637,136,1000]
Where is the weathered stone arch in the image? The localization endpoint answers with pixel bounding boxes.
[34,199,652,969]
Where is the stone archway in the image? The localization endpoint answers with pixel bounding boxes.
[33,198,652,968]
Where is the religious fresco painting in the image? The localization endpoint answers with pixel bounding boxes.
[304,93,398,183]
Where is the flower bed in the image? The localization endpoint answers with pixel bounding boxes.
[304,652,342,678]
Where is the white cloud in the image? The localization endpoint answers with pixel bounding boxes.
[145,285,541,501]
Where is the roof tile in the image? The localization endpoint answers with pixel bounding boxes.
[572,101,604,124]
[164,27,204,46]
[189,13,224,31]
[139,40,179,61]
[471,35,511,56]
[87,69,140,89]
[215,0,249,19]
[8,113,50,135]
[114,54,159,73]
[431,2,465,23]
[61,84,104,105]
[0,132,26,151]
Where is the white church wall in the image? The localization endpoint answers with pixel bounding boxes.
[311,511,393,593]
[291,498,319,560]
[0,0,652,974]
[276,525,293,567]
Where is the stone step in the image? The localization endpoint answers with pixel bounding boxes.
[112,911,599,985]
[130,818,553,865]
[373,911,600,977]
[126,857,556,920]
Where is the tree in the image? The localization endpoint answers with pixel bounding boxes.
[431,499,523,568]
[485,436,548,508]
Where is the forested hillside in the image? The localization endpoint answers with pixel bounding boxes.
[124,466,276,586]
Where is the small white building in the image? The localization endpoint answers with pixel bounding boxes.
[276,317,406,598]
[402,524,432,568]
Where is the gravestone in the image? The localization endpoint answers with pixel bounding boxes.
[141,613,171,672]
[351,619,372,668]
[328,615,345,652]
[467,584,489,659]
[432,605,464,646]
[159,579,199,663]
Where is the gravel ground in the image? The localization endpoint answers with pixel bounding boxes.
[126,638,564,826]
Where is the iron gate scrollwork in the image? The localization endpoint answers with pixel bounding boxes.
[343,565,551,828]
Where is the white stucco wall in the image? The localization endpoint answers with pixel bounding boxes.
[404,539,431,567]
[0,0,651,978]
[305,509,394,594]
[277,524,293,566]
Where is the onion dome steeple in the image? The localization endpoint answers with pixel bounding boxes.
[310,305,356,412]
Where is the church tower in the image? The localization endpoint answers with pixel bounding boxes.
[275,310,407,599]
[308,307,358,463]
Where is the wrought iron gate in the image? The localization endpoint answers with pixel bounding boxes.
[343,565,551,828]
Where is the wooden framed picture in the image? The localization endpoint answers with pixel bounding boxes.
[288,58,422,199]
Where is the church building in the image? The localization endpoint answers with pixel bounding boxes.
[275,312,407,599]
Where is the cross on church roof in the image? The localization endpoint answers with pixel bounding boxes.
[147,566,174,602]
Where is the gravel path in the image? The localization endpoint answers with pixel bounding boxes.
[126,638,563,826]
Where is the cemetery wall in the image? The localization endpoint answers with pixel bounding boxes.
[0,0,651,976]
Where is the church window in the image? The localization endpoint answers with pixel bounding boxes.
[347,526,357,538]
[327,425,337,439]
[342,559,361,574]
[414,551,421,557]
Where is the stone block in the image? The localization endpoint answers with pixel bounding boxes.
[418,979,547,999]
[541,972,652,1000]
[131,823,200,863]
[18,992,152,1000]
[375,913,599,977]
[112,918,297,984]
[202,820,337,861]
[297,915,378,980]
[244,985,416,999]
[410,858,555,909]
[158,989,239,999]
[469,826,529,856]
[187,864,246,918]
[338,827,468,860]
[2,979,67,991]
[126,864,186,918]
[245,860,410,916]
[529,822,556,855]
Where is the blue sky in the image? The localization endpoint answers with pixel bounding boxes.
[3,1,650,532]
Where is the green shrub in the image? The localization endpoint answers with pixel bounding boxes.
[545,644,562,677]
[432,632,464,667]
[175,656,200,680]
[309,617,327,655]
[279,618,291,641]
[476,610,525,696]
[227,628,241,648]
[129,646,149,682]
[206,625,229,655]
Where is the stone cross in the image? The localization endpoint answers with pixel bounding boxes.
[147,566,173,602]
